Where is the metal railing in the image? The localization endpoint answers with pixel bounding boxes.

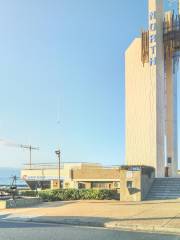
[23,163,59,170]
[22,162,121,171]
[163,13,180,51]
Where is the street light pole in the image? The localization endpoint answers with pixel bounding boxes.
[55,149,61,189]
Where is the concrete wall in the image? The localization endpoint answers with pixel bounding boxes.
[141,173,155,200]
[120,169,141,201]
[152,0,165,177]
[21,163,120,190]
[125,0,165,177]
[21,168,72,181]
[125,38,156,169]
[72,167,120,180]
[0,198,42,209]
[164,12,178,177]
[120,167,155,202]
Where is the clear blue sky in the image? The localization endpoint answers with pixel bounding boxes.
[0,0,179,168]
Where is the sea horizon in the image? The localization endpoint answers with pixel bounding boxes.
[0,167,25,186]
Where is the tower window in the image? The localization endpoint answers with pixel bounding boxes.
[167,157,172,164]
[127,181,133,189]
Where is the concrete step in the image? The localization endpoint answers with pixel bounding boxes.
[150,189,180,191]
[148,196,180,199]
[149,192,180,195]
[149,193,180,195]
[149,193,180,196]
[148,196,180,198]
[147,194,180,197]
[147,198,180,200]
[152,183,180,185]
[150,186,180,188]
[151,182,180,184]
[150,187,180,188]
[150,188,180,190]
[146,178,180,201]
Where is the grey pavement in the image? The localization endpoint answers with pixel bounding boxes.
[0,220,180,240]
[2,200,180,235]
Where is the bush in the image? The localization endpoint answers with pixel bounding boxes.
[37,189,117,202]
[38,190,59,201]
[20,190,38,197]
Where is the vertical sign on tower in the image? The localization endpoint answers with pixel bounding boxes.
[149,10,157,66]
[148,0,165,177]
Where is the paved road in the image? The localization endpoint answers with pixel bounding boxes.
[0,220,180,240]
[3,200,180,233]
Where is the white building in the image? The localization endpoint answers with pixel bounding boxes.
[125,0,179,177]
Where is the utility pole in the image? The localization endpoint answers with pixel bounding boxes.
[0,139,39,169]
[55,149,61,189]
[20,144,39,169]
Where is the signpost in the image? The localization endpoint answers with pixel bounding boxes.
[55,149,61,189]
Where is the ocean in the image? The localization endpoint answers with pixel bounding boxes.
[0,168,26,186]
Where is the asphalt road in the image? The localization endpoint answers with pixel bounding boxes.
[0,220,180,240]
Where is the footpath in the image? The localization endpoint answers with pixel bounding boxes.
[1,200,180,234]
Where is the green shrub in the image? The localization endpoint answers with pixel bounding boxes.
[20,190,38,197]
[38,190,59,201]
[79,189,116,200]
[37,189,117,202]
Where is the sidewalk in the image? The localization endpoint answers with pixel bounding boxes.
[1,200,180,234]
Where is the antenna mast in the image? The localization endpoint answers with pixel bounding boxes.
[0,139,39,169]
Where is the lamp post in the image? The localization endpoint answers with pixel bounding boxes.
[55,149,61,189]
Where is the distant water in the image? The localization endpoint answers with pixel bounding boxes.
[0,168,26,186]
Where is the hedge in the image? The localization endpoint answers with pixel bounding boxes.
[21,189,117,201]
[20,190,38,197]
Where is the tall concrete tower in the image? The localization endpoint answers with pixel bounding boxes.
[125,0,179,177]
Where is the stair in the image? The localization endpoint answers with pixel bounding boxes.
[146,178,180,200]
